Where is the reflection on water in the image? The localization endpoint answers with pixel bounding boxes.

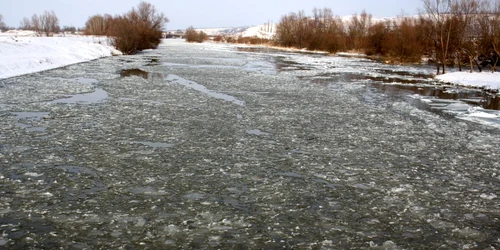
[120,68,149,79]
[275,57,312,71]
[120,68,166,81]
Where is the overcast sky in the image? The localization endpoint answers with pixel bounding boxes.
[1,0,423,30]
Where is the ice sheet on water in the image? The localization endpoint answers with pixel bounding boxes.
[411,94,500,127]
[246,129,270,136]
[165,74,245,106]
[163,62,240,70]
[244,60,277,75]
[11,112,49,120]
[118,140,174,148]
[51,88,108,104]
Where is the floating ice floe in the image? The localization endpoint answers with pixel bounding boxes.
[410,94,500,127]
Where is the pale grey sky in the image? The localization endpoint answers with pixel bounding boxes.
[0,0,423,30]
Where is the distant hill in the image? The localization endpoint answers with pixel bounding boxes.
[170,16,407,40]
[168,23,276,39]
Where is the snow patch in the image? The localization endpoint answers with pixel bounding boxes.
[436,72,500,90]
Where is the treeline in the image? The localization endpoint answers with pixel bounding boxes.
[0,12,78,35]
[274,0,500,73]
[16,10,61,36]
[84,1,168,54]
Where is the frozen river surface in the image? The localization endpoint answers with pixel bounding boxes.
[1,39,499,249]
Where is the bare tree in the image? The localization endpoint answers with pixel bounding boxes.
[348,10,372,50]
[136,1,168,30]
[20,11,60,36]
[449,0,481,72]
[421,0,455,74]
[107,1,169,54]
[275,12,299,47]
[491,0,500,70]
[476,0,500,71]
[19,17,31,30]
[0,14,7,32]
[40,10,60,36]
[85,14,110,35]
[31,14,41,34]
[124,1,169,50]
[275,8,346,53]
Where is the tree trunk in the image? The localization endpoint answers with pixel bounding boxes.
[474,59,482,72]
[493,42,500,72]
[469,56,474,72]
[464,49,476,73]
[458,51,462,72]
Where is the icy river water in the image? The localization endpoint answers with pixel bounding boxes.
[1,39,500,249]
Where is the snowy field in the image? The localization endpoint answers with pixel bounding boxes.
[0,31,120,79]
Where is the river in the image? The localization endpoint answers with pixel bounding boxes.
[1,39,499,249]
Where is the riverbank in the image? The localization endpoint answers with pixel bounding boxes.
[436,71,500,90]
[233,42,500,90]
[1,34,498,91]
[0,31,121,79]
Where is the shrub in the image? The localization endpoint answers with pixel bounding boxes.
[213,35,224,42]
[84,14,112,36]
[92,1,168,54]
[274,8,347,53]
[107,16,139,54]
[185,26,207,43]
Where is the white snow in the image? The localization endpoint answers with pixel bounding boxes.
[436,72,500,90]
[0,31,121,79]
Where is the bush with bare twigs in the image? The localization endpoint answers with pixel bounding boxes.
[84,14,112,36]
[185,26,208,43]
[84,1,168,55]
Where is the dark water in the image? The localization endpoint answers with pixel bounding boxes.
[0,40,499,249]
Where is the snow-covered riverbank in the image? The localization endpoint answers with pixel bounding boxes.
[0,32,120,79]
[436,71,500,90]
